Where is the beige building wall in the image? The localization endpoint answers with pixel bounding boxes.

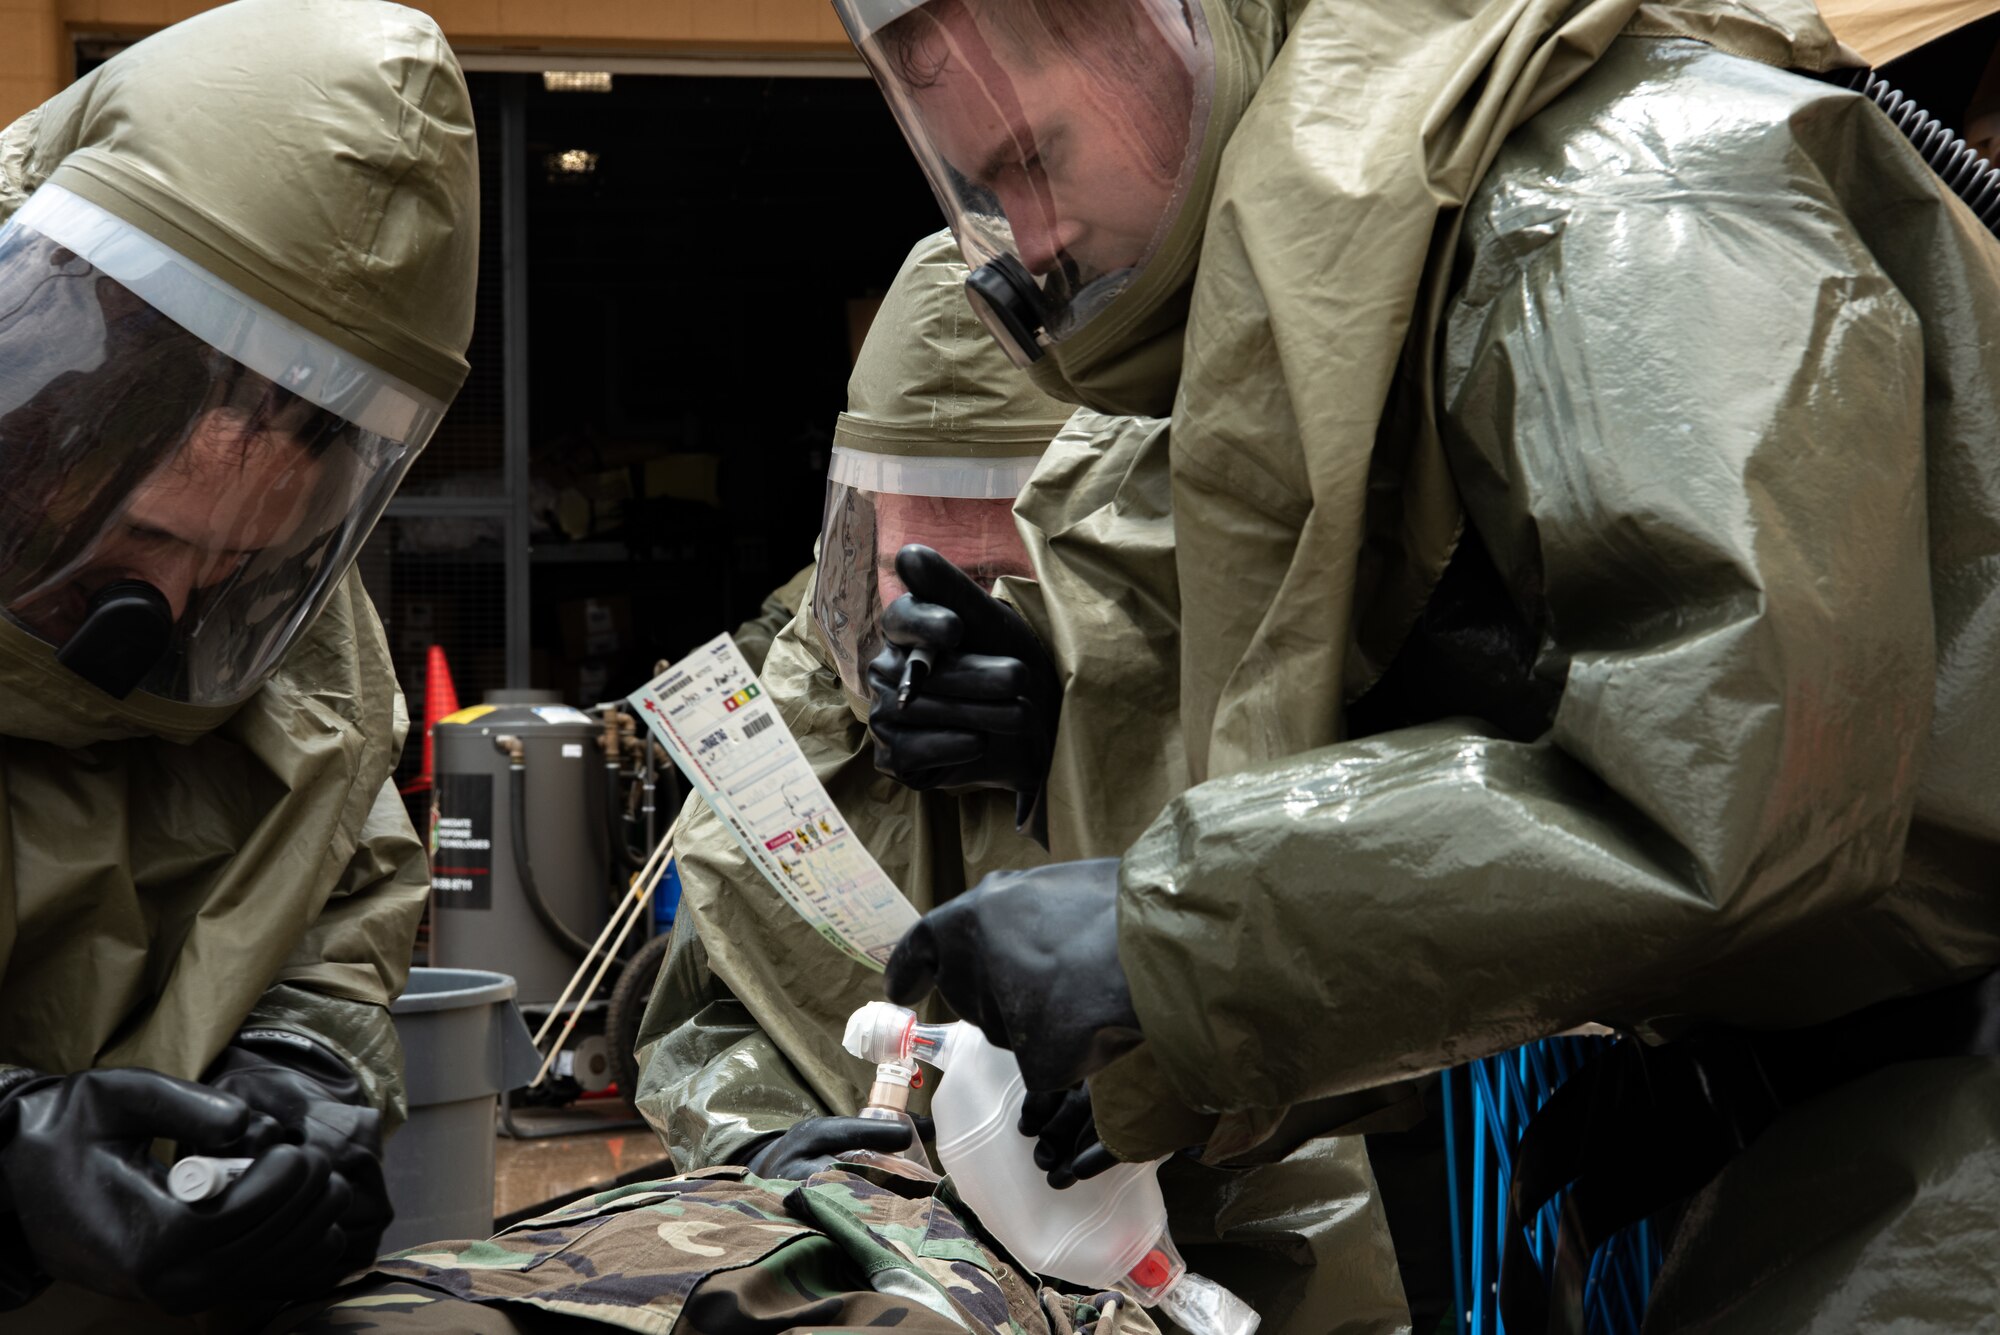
[1,0,67,130]
[2,0,854,126]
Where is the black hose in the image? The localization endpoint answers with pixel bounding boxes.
[1840,68,2000,237]
[509,762,595,958]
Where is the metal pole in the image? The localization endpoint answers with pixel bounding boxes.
[502,73,532,688]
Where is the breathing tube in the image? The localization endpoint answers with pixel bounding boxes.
[1837,67,2000,236]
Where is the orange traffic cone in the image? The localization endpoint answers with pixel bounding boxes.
[402,645,461,797]
[422,644,460,778]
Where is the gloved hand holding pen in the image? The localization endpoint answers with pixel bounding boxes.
[866,544,1063,843]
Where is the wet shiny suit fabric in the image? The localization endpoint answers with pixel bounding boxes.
[1108,33,2000,1334]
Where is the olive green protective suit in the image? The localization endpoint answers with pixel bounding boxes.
[634,235,1408,1333]
[991,0,2000,1327]
[632,233,1076,1162]
[0,2,476,1328]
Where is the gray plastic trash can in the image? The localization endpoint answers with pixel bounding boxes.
[381,967,541,1253]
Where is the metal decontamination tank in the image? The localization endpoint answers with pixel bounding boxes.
[431,691,610,1007]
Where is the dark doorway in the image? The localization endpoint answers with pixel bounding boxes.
[364,68,941,784]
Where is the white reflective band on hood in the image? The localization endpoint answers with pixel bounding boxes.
[11,185,445,445]
[827,445,1043,499]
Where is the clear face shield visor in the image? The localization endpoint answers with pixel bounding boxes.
[0,185,446,705]
[835,0,1215,368]
[813,446,1042,700]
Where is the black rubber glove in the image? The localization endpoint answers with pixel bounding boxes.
[1019,1086,1119,1189]
[886,859,1143,1093]
[203,1030,392,1281]
[867,545,1062,841]
[741,1116,916,1180]
[0,1066,347,1312]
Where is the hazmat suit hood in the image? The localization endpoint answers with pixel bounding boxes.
[837,0,1294,420]
[0,0,477,746]
[837,231,1077,455]
[0,18,471,1320]
[813,228,1076,713]
[1159,0,1850,784]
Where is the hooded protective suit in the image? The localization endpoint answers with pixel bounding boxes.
[1153,4,1999,1331]
[633,231,1076,1169]
[634,231,1408,1335]
[1103,0,2000,1123]
[0,1,476,1327]
[847,0,2000,1326]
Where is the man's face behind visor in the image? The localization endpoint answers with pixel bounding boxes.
[849,0,1213,355]
[891,0,1194,287]
[874,494,1034,604]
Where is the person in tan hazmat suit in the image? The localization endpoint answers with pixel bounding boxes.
[256,235,1179,1335]
[266,232,1406,1335]
[636,229,1410,1335]
[840,0,2000,1330]
[0,0,478,1327]
[635,229,1112,1177]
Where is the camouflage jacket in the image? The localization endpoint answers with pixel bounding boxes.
[276,1167,1158,1335]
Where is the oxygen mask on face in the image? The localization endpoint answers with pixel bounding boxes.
[844,1002,1260,1335]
